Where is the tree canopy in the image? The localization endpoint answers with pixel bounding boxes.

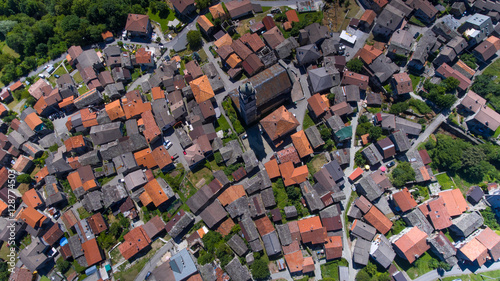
[390,161,416,187]
[346,58,363,73]
[187,30,202,50]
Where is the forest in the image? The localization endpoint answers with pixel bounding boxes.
[0,0,167,85]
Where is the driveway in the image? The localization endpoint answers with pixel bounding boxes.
[134,240,176,281]
[163,128,190,170]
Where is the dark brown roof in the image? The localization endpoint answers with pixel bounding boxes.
[242,53,264,76]
[231,39,253,60]
[125,14,150,33]
[172,0,195,14]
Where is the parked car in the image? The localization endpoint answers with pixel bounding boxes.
[145,271,152,279]
[242,134,248,139]
[163,139,172,149]
[54,74,60,78]
[183,150,187,155]
[414,32,420,39]
[387,161,396,168]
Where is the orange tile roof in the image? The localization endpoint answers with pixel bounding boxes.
[487,36,500,50]
[67,171,83,191]
[307,93,330,117]
[22,188,43,209]
[476,227,500,254]
[101,31,113,40]
[264,158,281,179]
[214,33,233,49]
[25,112,43,131]
[459,238,489,266]
[64,135,85,152]
[151,145,172,170]
[291,130,314,158]
[392,187,417,212]
[364,206,392,234]
[260,106,300,142]
[12,156,31,173]
[439,189,468,217]
[303,256,314,273]
[139,190,153,206]
[10,80,24,92]
[135,47,152,64]
[361,134,370,145]
[279,162,308,186]
[19,206,47,228]
[209,3,227,19]
[34,166,48,183]
[105,100,125,120]
[349,167,364,181]
[285,10,299,22]
[297,216,323,233]
[33,97,48,115]
[88,213,108,235]
[285,250,304,273]
[151,87,164,100]
[141,110,161,143]
[255,216,275,236]
[215,217,235,237]
[324,236,342,260]
[283,21,292,31]
[119,226,152,260]
[122,91,152,119]
[82,179,97,191]
[190,75,215,104]
[355,44,383,64]
[59,96,74,108]
[290,165,309,185]
[426,197,452,230]
[393,226,429,264]
[226,53,242,69]
[134,148,157,169]
[218,185,246,206]
[80,108,98,127]
[360,10,376,25]
[455,60,476,77]
[1,200,9,215]
[61,209,78,229]
[82,238,103,266]
[297,216,326,244]
[197,15,214,32]
[143,178,170,207]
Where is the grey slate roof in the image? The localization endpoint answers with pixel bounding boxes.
[242,169,271,195]
[175,129,193,149]
[326,114,345,132]
[284,206,298,218]
[332,148,350,166]
[370,234,396,268]
[261,188,276,208]
[390,130,411,152]
[167,211,194,239]
[79,150,101,166]
[275,37,299,59]
[351,220,377,241]
[227,235,249,256]
[301,181,325,212]
[297,44,322,66]
[243,150,258,173]
[113,152,138,175]
[428,231,458,266]
[308,67,339,93]
[199,201,227,228]
[249,238,263,252]
[449,211,484,238]
[276,224,292,246]
[356,174,384,201]
[353,238,371,266]
[262,231,282,256]
[403,208,434,235]
[362,143,384,165]
[225,257,252,281]
[240,216,260,241]
[367,55,399,84]
[304,126,324,149]
[220,139,243,165]
[347,205,363,220]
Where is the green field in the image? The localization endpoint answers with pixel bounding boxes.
[303,110,315,130]
[73,72,83,84]
[436,173,454,190]
[148,8,177,32]
[409,74,422,91]
[483,58,500,83]
[320,258,348,279]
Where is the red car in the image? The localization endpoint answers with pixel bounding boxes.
[183,151,187,155]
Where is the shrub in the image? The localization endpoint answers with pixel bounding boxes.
[17,174,32,184]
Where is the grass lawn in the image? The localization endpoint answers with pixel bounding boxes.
[409,74,422,91]
[320,258,348,278]
[0,243,11,260]
[77,207,92,219]
[303,110,316,130]
[73,72,83,84]
[307,153,328,176]
[451,173,474,195]
[409,16,426,27]
[1,43,20,58]
[18,183,29,195]
[273,184,289,211]
[187,167,214,188]
[147,8,177,32]
[6,98,22,110]
[110,247,123,265]
[494,124,500,138]
[436,173,455,190]
[483,57,500,83]
[77,84,89,95]
[339,0,361,31]
[396,252,439,279]
[48,65,68,86]
[236,12,271,35]
[197,48,208,63]
[131,67,142,81]
[215,115,231,132]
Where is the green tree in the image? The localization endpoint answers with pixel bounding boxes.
[187,30,202,50]
[390,162,416,187]
[368,126,382,140]
[346,58,363,73]
[251,258,271,280]
[195,0,211,10]
[17,174,32,184]
[286,186,300,200]
[389,101,409,115]
[56,258,71,273]
[355,150,366,167]
[356,270,371,281]
[443,77,460,92]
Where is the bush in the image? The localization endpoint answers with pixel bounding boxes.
[346,58,363,73]
[409,99,432,114]
[390,162,416,187]
[251,258,270,280]
[355,150,366,167]
[56,258,71,273]
[17,174,32,184]
[389,101,409,115]
[214,151,223,164]
[187,30,202,50]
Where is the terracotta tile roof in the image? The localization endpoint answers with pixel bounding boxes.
[460,90,486,113]
[302,256,314,273]
[298,216,326,244]
[119,225,151,260]
[105,100,125,120]
[12,156,31,173]
[190,75,215,104]
[360,10,376,25]
[283,21,292,31]
[135,48,152,64]
[33,97,48,115]
[80,108,98,127]
[101,31,113,40]
[240,33,266,52]
[10,80,24,92]
[25,112,43,131]
[260,106,300,142]
[59,96,74,108]
[285,250,304,273]
[151,87,164,100]
[151,145,172,170]
[143,178,170,207]
[88,213,108,235]
[19,206,46,228]
[217,45,234,60]
[459,237,489,266]
[364,206,392,234]
[291,130,314,158]
[373,0,388,7]
[263,26,285,49]
[426,197,452,230]
[210,3,227,19]
[64,135,85,152]
[324,235,342,260]
[307,93,330,117]
[455,60,476,77]
[476,227,500,260]
[134,148,156,169]
[393,73,413,94]
[42,223,64,246]
[232,167,247,181]
[33,167,48,184]
[125,14,150,33]
[342,71,369,90]
[62,209,78,230]
[349,167,364,181]
[122,90,152,119]
[215,217,235,237]
[255,216,275,236]
[439,189,468,217]
[436,63,471,91]
[22,188,43,209]
[28,78,50,100]
[142,110,161,143]
[218,185,246,206]
[82,238,103,266]
[277,146,301,164]
[280,162,309,186]
[356,44,383,64]
[285,10,299,22]
[197,15,214,32]
[264,158,281,179]
[392,187,417,212]
[226,53,242,69]
[214,33,233,49]
[291,165,309,185]
[393,226,430,264]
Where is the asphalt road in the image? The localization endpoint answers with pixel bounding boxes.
[415,261,500,281]
[133,240,176,281]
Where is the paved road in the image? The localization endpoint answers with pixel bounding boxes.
[414,261,500,281]
[408,113,445,152]
[133,240,176,281]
